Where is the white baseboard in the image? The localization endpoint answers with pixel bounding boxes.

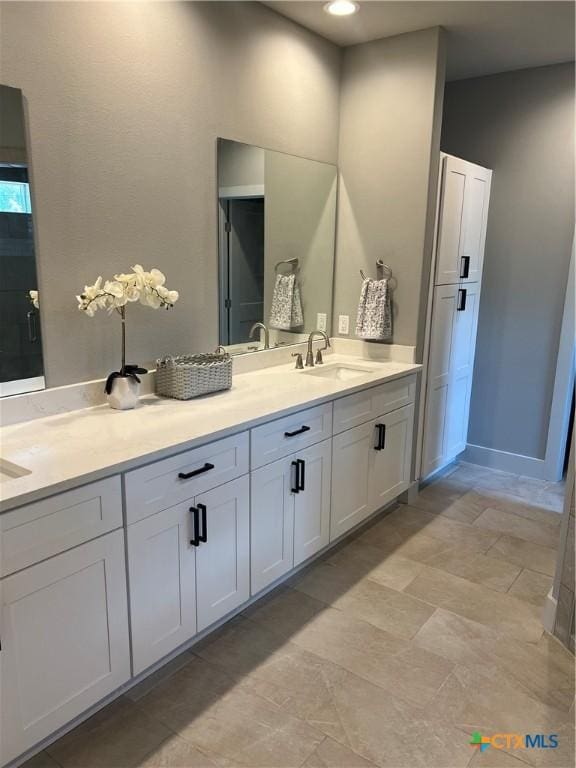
[541,588,558,633]
[463,443,546,480]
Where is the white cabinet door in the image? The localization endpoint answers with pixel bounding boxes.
[293,440,332,567]
[195,475,250,632]
[371,404,414,511]
[250,458,295,595]
[435,155,466,284]
[435,155,491,286]
[127,503,197,675]
[330,421,374,542]
[444,283,481,460]
[1,531,130,766]
[422,284,458,478]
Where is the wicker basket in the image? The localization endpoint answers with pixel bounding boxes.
[155,352,232,400]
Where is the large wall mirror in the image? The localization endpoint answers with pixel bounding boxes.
[0,85,44,396]
[217,139,337,354]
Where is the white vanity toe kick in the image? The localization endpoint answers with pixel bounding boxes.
[0,355,421,512]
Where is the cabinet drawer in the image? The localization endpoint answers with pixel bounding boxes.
[125,431,249,524]
[333,375,416,434]
[250,403,333,469]
[0,477,122,578]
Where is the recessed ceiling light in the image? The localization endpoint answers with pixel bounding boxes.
[323,1,359,17]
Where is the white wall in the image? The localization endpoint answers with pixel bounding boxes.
[0,1,341,385]
[333,27,446,349]
[442,63,575,462]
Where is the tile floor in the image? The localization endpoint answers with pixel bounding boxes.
[25,463,574,768]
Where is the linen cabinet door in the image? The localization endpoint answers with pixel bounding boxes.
[0,531,130,766]
[293,439,332,567]
[330,422,374,542]
[421,284,458,479]
[435,155,466,284]
[460,167,491,283]
[371,404,414,511]
[127,503,197,675]
[444,283,481,461]
[250,458,295,595]
[195,475,250,632]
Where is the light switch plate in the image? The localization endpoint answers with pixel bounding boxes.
[317,313,327,332]
[338,314,350,335]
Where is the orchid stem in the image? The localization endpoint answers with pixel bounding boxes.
[120,306,126,376]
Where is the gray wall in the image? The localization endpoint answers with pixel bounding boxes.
[334,27,446,348]
[0,1,341,386]
[442,63,575,459]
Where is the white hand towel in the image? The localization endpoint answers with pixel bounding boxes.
[269,273,304,331]
[355,278,392,340]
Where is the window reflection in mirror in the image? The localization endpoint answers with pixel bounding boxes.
[217,138,337,355]
[0,85,44,396]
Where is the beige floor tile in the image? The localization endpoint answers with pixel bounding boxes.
[485,535,558,577]
[287,604,454,706]
[508,569,553,607]
[404,566,544,642]
[414,610,574,714]
[463,489,563,528]
[506,722,575,767]
[449,462,504,485]
[428,489,488,524]
[46,698,173,768]
[473,472,546,499]
[242,585,328,641]
[474,508,560,549]
[168,684,323,768]
[125,651,195,702]
[140,734,218,767]
[302,737,376,767]
[469,747,531,767]
[327,542,426,591]
[20,753,61,768]
[424,549,522,593]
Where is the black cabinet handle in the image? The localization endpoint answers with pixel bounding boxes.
[375,423,386,451]
[178,463,215,480]
[198,503,207,543]
[297,458,305,491]
[189,506,200,546]
[460,256,470,279]
[27,311,38,343]
[291,461,300,493]
[284,425,311,438]
[457,288,467,311]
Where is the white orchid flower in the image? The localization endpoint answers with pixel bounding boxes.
[29,290,39,309]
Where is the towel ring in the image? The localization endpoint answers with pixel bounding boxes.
[275,257,299,273]
[360,260,393,281]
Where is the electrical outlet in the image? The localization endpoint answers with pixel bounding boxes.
[317,312,327,332]
[338,314,350,335]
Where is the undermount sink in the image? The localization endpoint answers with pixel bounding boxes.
[0,458,31,484]
[303,363,377,381]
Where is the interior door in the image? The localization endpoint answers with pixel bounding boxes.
[330,421,374,541]
[1,531,130,765]
[227,198,265,344]
[371,404,414,510]
[293,439,332,567]
[435,156,466,285]
[422,284,458,478]
[444,283,481,460]
[250,456,295,595]
[195,475,250,632]
[127,503,197,675]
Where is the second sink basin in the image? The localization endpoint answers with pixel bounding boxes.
[0,458,31,484]
[303,363,377,381]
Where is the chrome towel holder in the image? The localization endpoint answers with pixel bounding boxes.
[275,257,299,273]
[360,259,393,281]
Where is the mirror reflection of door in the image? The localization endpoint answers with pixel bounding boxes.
[220,197,265,345]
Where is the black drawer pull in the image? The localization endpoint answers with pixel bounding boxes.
[375,423,386,451]
[189,506,200,546]
[178,463,215,480]
[297,458,305,491]
[457,288,467,312]
[291,461,300,493]
[198,503,207,543]
[284,425,311,438]
[460,255,470,279]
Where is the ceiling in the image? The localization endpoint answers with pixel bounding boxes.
[263,1,575,80]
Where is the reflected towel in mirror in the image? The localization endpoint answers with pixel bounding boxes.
[355,278,392,340]
[269,273,304,330]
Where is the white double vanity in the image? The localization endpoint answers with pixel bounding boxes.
[0,346,419,767]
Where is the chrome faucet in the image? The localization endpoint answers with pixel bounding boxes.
[249,322,270,350]
[305,330,330,367]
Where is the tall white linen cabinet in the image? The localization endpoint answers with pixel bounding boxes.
[420,153,492,479]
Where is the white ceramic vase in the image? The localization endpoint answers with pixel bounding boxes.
[107,376,140,410]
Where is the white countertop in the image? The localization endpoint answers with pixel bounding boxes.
[0,354,420,512]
